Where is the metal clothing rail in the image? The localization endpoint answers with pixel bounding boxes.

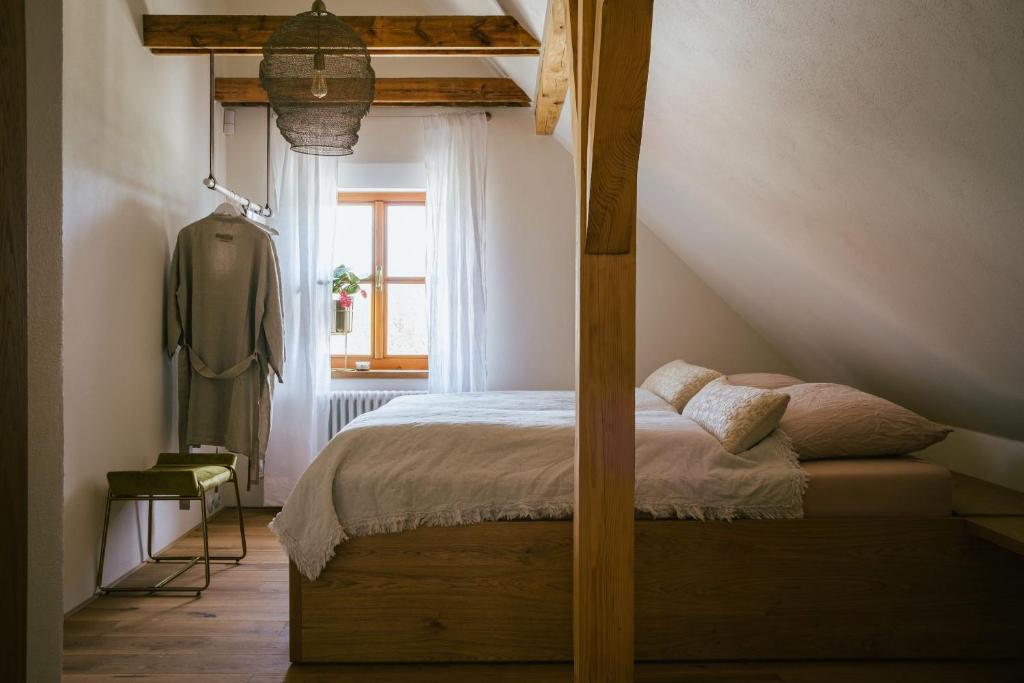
[205,53,273,219]
[202,176,270,215]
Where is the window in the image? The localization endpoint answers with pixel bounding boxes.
[331,191,428,371]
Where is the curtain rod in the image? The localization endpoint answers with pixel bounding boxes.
[365,111,492,120]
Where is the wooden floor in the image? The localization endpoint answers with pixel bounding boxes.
[64,508,1024,682]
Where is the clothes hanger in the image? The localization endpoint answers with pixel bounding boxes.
[210,200,280,236]
[214,201,242,216]
[241,208,280,236]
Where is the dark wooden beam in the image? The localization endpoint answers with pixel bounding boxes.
[144,15,540,55]
[215,77,530,108]
[534,0,570,134]
[570,0,654,681]
[0,0,28,679]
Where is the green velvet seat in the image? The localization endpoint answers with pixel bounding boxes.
[97,452,247,596]
[107,453,237,498]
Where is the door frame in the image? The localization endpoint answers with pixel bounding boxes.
[0,0,30,678]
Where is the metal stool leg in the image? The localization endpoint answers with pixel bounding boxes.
[97,469,246,595]
[95,491,113,594]
[148,468,246,564]
[147,495,157,562]
[198,489,211,596]
[99,493,211,595]
[230,467,247,563]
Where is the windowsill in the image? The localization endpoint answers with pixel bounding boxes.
[331,369,429,380]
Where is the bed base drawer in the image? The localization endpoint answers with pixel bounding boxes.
[291,518,1024,663]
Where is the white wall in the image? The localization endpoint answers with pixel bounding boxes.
[483,109,577,388]
[923,429,1024,495]
[226,106,791,394]
[27,0,64,677]
[636,222,795,382]
[62,0,229,612]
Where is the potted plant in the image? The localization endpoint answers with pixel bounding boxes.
[331,265,367,334]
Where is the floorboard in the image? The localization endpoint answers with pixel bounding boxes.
[64,508,1024,682]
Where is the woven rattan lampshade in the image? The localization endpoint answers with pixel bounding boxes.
[260,0,375,156]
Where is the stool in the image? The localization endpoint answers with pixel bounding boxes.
[96,452,247,596]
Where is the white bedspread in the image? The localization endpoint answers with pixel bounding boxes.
[272,390,806,580]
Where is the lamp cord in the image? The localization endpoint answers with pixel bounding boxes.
[208,52,215,183]
[265,105,272,213]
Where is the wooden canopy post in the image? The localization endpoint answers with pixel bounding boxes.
[567,0,654,681]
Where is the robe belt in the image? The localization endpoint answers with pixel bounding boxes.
[185,345,260,381]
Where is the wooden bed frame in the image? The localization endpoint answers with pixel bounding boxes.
[289,516,1024,663]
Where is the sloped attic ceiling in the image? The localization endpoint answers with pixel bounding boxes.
[505,0,1024,438]
[634,1,1024,440]
[506,0,1023,440]
[634,0,1019,438]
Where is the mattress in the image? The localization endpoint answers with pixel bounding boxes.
[273,390,807,580]
[802,457,951,517]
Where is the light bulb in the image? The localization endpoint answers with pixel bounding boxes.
[311,51,328,99]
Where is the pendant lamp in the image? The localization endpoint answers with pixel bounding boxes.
[260,0,375,156]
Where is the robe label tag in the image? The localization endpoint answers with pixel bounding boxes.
[215,233,234,242]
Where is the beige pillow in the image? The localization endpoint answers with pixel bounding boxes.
[683,378,791,453]
[641,360,722,412]
[727,372,803,390]
[779,383,952,459]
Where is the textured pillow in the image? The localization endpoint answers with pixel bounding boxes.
[683,378,791,454]
[641,360,722,412]
[635,388,677,412]
[727,372,803,390]
[779,383,952,459]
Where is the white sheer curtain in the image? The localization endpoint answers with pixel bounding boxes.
[263,129,339,506]
[423,113,488,393]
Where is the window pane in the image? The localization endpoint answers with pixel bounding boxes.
[387,284,427,356]
[330,287,372,359]
[386,204,426,277]
[334,204,373,278]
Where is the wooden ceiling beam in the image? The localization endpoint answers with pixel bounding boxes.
[214,77,529,108]
[534,0,570,134]
[143,15,540,55]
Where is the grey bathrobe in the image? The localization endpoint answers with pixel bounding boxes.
[166,212,285,488]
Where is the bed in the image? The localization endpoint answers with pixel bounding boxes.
[274,390,1024,664]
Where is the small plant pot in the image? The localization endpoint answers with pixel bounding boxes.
[334,305,354,334]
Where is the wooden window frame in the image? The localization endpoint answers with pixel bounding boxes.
[332,191,428,372]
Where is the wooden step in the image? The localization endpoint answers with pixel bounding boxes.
[952,472,1024,516]
[952,472,1024,557]
[965,517,1024,557]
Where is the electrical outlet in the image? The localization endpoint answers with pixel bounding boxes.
[179,500,191,511]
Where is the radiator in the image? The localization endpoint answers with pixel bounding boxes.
[327,390,424,439]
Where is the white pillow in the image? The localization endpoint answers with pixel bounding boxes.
[635,388,677,412]
[640,360,722,412]
[683,378,791,453]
